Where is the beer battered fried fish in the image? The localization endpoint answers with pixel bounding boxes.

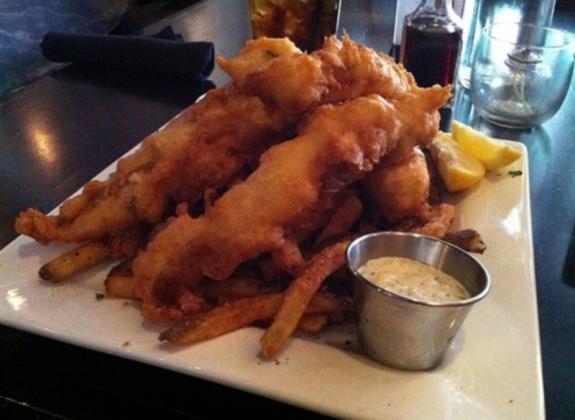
[134,86,449,321]
[220,34,439,161]
[15,34,452,323]
[219,35,416,118]
[365,148,431,223]
[15,35,438,246]
[15,39,314,245]
[366,147,455,238]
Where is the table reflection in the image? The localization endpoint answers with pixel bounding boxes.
[0,0,129,97]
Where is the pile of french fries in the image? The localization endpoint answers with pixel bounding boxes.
[37,178,489,359]
[38,195,363,358]
[36,168,487,359]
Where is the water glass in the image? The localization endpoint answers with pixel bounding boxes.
[470,23,574,129]
[458,0,557,89]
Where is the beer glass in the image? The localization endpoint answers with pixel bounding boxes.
[248,0,341,51]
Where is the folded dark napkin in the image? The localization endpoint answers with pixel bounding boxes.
[41,32,214,81]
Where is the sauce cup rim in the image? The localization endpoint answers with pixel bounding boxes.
[346,231,491,308]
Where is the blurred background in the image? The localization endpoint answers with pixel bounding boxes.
[0,0,205,98]
[1,0,573,98]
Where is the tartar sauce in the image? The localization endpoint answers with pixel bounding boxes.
[358,257,470,303]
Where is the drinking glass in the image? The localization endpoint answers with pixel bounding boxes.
[458,0,557,89]
[470,23,574,129]
[248,0,341,51]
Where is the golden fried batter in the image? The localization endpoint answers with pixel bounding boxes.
[365,148,430,223]
[15,35,453,325]
[219,35,419,122]
[314,35,416,103]
[134,86,449,320]
[15,40,307,245]
[366,146,456,238]
[16,35,448,246]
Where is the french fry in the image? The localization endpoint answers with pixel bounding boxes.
[306,292,352,314]
[105,275,136,299]
[108,258,133,277]
[39,241,110,282]
[160,292,348,345]
[105,260,136,299]
[197,277,279,300]
[216,291,350,311]
[314,194,363,248]
[271,240,306,275]
[160,293,283,345]
[109,227,148,259]
[260,240,350,358]
[444,229,487,254]
[296,314,328,334]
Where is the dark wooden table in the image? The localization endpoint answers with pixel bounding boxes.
[1,1,574,418]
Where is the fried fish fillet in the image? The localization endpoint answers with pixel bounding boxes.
[217,37,327,114]
[220,35,443,162]
[366,146,456,238]
[15,39,312,245]
[16,35,451,324]
[218,35,416,116]
[131,36,451,320]
[314,35,416,103]
[15,35,432,246]
[134,86,449,320]
[365,148,431,223]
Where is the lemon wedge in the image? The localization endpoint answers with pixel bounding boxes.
[451,120,521,170]
[429,131,486,192]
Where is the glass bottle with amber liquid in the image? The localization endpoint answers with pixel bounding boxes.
[400,0,463,89]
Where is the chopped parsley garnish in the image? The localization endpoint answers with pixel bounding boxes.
[95,292,105,301]
[508,170,523,177]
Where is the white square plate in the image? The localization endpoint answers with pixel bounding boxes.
[0,142,543,419]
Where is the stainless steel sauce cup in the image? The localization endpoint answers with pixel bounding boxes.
[346,232,490,370]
